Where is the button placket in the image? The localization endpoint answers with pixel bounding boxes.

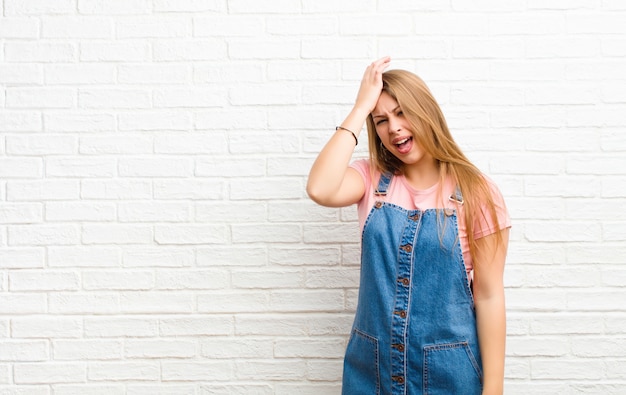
[389,209,421,393]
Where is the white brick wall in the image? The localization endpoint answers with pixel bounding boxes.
[0,1,625,393]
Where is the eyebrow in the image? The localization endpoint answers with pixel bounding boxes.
[372,105,401,119]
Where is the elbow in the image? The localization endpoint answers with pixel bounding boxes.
[306,181,326,205]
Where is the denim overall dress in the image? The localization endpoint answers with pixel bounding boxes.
[342,173,483,394]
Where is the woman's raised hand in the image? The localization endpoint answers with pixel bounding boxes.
[354,56,391,114]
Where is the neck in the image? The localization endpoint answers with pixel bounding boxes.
[402,157,440,190]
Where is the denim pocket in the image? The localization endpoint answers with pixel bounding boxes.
[342,329,380,395]
[423,341,482,395]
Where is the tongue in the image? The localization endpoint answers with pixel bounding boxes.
[397,139,412,154]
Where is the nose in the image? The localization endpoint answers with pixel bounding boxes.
[387,116,402,133]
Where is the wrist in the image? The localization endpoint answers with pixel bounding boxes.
[349,105,372,123]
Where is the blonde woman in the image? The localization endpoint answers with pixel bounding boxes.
[307,57,510,394]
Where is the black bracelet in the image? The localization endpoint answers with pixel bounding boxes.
[336,126,358,146]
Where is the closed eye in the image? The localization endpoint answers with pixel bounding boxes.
[375,119,387,125]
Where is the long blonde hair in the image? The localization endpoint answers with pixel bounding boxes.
[366,69,502,263]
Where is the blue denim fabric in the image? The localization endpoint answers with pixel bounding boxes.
[342,173,482,395]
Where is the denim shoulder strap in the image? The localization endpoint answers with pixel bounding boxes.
[374,172,393,196]
[448,185,464,205]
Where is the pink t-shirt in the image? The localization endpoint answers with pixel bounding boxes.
[350,159,511,275]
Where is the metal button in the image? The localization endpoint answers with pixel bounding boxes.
[392,375,405,384]
[394,310,407,318]
[398,277,410,286]
[400,244,412,253]
[409,213,420,221]
[393,343,405,352]
[375,201,383,209]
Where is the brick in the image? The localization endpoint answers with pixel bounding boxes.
[82,225,153,245]
[231,269,304,289]
[11,317,82,338]
[118,157,194,177]
[235,360,306,380]
[128,385,195,395]
[155,224,228,245]
[228,133,299,154]
[0,203,43,224]
[230,178,302,200]
[6,135,77,156]
[0,112,42,132]
[0,17,40,38]
[80,42,150,62]
[306,359,344,381]
[0,340,48,362]
[0,159,42,179]
[118,64,191,84]
[44,112,115,132]
[14,363,86,384]
[0,248,45,269]
[155,269,229,290]
[118,202,191,222]
[154,132,227,154]
[53,340,123,360]
[5,0,75,15]
[45,202,116,222]
[194,16,264,37]
[79,134,152,155]
[82,270,153,290]
[268,201,337,223]
[46,157,116,178]
[196,157,264,178]
[79,88,151,109]
[42,16,112,38]
[81,179,152,200]
[159,316,233,336]
[84,317,158,338]
[229,39,300,60]
[302,38,373,59]
[116,16,191,38]
[88,362,159,381]
[228,0,301,13]
[124,340,196,359]
[197,246,268,267]
[200,338,273,359]
[302,0,375,13]
[153,0,224,12]
[232,224,301,243]
[0,64,43,84]
[8,225,80,246]
[118,111,192,131]
[531,359,604,380]
[0,294,45,314]
[48,247,121,268]
[78,0,151,15]
[153,40,227,61]
[153,87,226,108]
[269,246,341,266]
[162,361,234,381]
[229,83,301,105]
[123,247,194,268]
[49,293,119,314]
[9,271,80,292]
[194,108,266,130]
[274,337,345,358]
[5,42,76,62]
[154,179,225,200]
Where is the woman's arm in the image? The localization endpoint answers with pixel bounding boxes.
[306,57,390,207]
[473,227,510,395]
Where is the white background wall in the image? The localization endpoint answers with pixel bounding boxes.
[0,0,625,394]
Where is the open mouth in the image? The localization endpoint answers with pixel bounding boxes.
[394,136,412,148]
[393,136,413,152]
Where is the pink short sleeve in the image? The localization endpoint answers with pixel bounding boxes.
[473,178,512,239]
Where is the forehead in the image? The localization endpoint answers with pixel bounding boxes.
[373,92,399,116]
